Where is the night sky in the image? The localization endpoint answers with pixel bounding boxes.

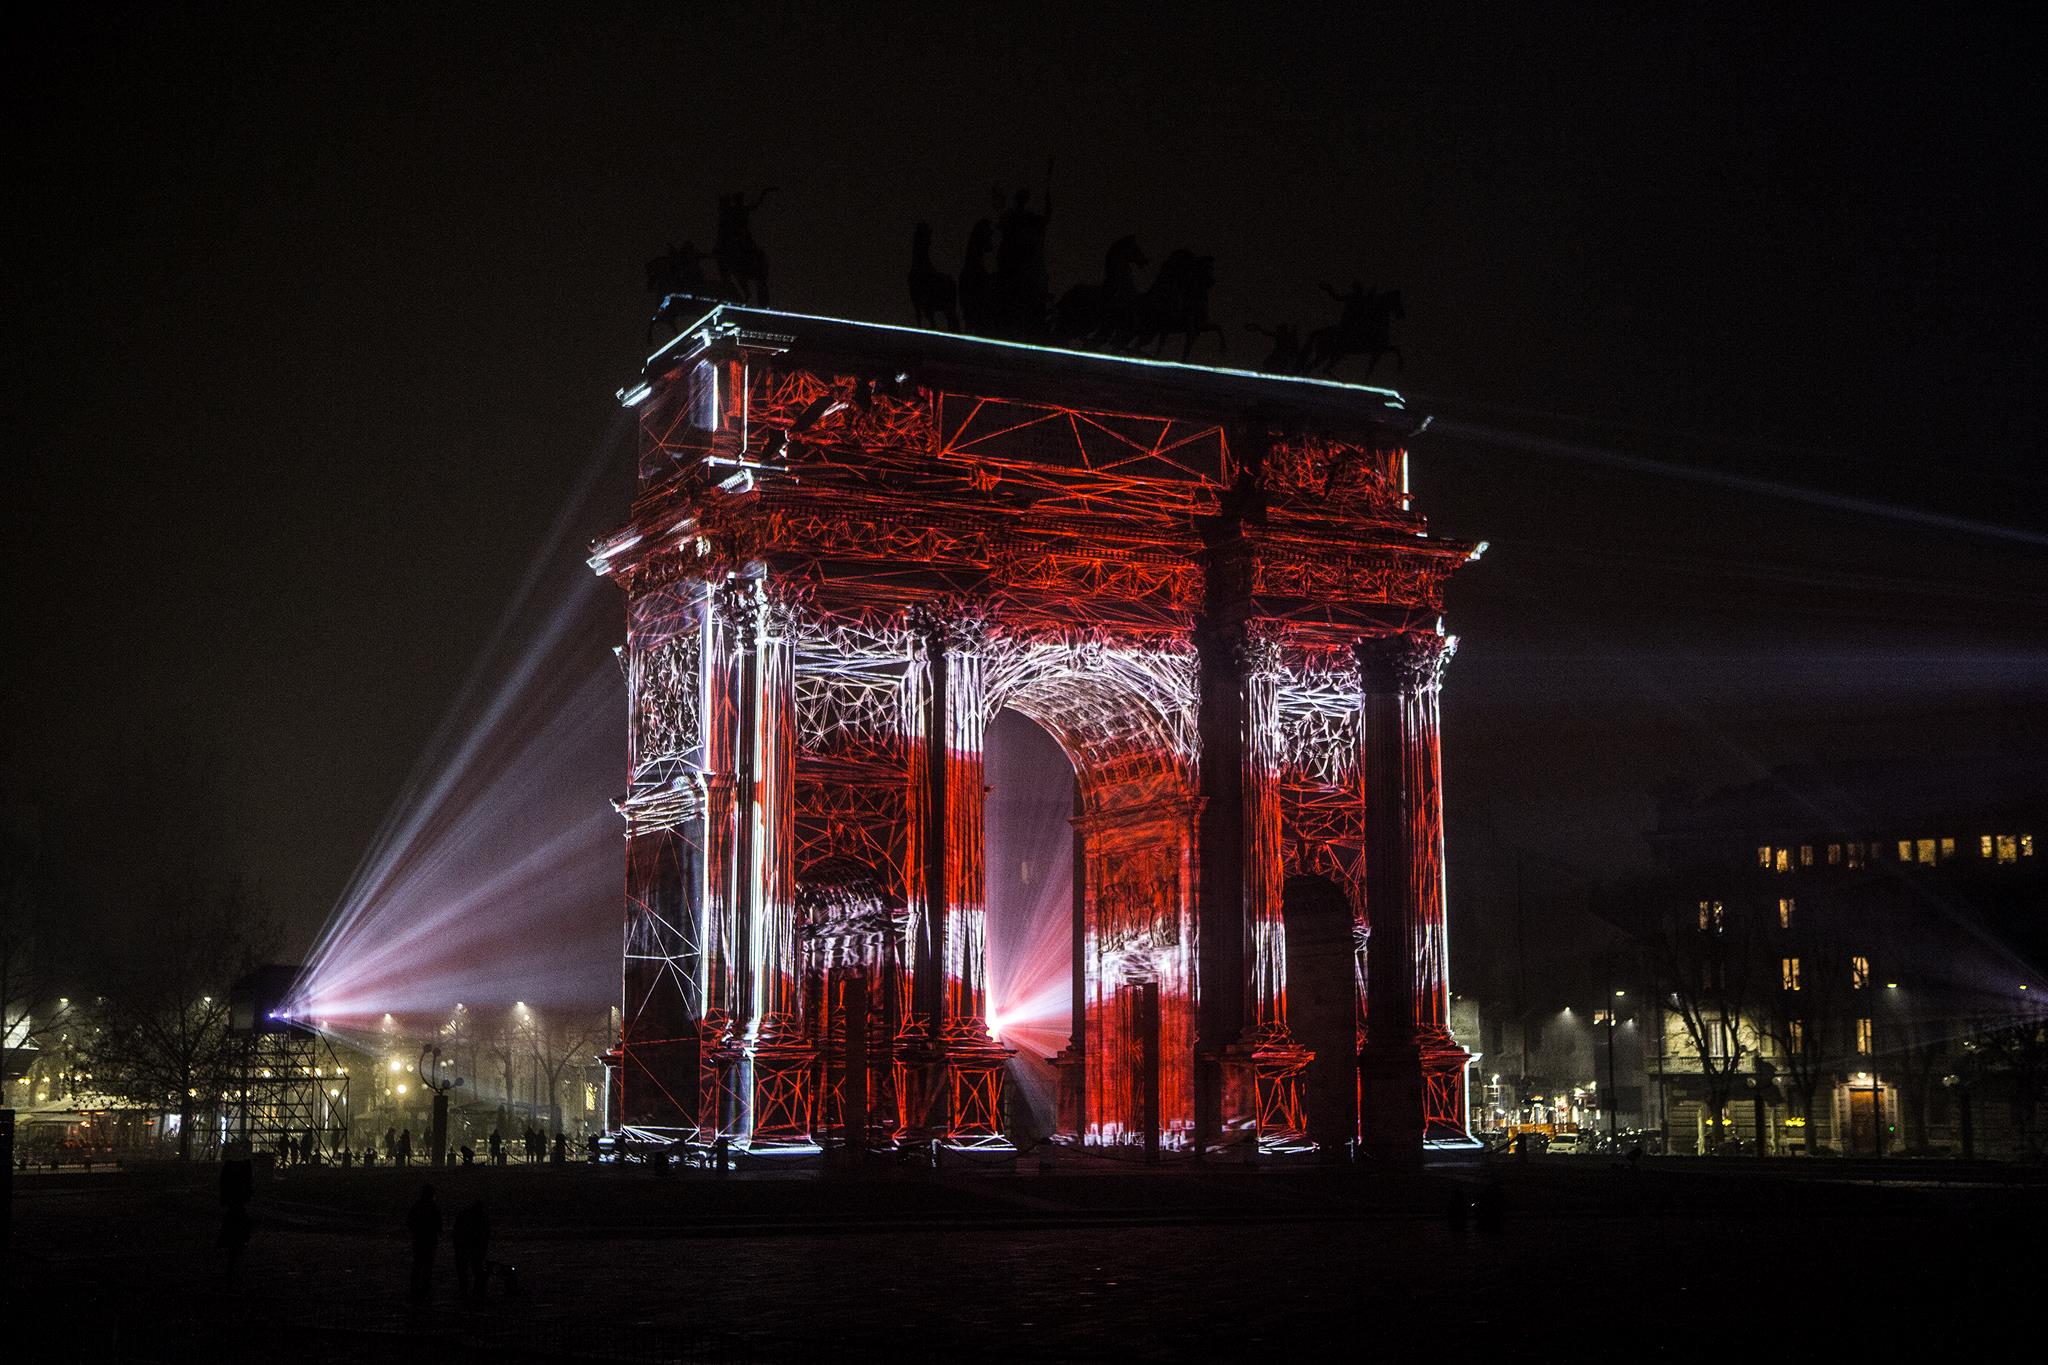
[7,8,2044,1001]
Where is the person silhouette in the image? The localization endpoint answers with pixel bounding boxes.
[406,1185,442,1302]
[489,1127,504,1167]
[551,1133,566,1165]
[398,1129,413,1166]
[452,1200,490,1301]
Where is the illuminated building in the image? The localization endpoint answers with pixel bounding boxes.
[1642,742,2046,1158]
[591,306,1485,1157]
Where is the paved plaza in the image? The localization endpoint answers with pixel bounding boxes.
[6,1155,2040,1362]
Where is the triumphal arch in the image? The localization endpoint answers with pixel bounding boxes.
[591,305,1483,1159]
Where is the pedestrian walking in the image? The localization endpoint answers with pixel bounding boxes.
[398,1128,413,1166]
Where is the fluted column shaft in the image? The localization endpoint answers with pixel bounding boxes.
[750,597,801,1043]
[1240,631,1289,1038]
[1355,629,1456,1160]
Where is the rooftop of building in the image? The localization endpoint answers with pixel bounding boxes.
[625,303,1428,442]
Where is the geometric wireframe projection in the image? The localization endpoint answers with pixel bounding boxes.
[592,305,1483,1159]
[618,825,701,1128]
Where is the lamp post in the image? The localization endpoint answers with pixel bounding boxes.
[1606,990,1623,1146]
[418,1044,463,1168]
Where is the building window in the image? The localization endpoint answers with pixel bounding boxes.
[1789,1019,1806,1054]
[1940,837,1956,862]
[1774,847,1792,874]
[1827,844,1842,866]
[2025,834,2036,858]
[1698,899,1723,932]
[1758,845,1772,869]
[1982,834,1995,859]
[1799,844,1815,867]
[1897,840,1913,863]
[1778,897,1796,929]
[1916,839,1937,866]
[1856,1018,1874,1054]
[1782,957,1802,991]
[1990,834,2032,865]
[1852,955,1870,989]
[1847,842,1866,870]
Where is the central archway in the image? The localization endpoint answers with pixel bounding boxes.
[984,709,1077,1145]
[985,640,1201,1151]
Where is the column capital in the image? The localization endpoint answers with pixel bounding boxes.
[1354,630,1457,694]
[1232,621,1287,680]
[711,577,761,646]
[759,584,808,643]
[906,595,991,655]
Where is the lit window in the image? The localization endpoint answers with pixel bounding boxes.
[1775,848,1792,874]
[1996,835,2018,865]
[1940,837,1956,862]
[1897,840,1913,863]
[1799,845,1814,867]
[1847,843,1866,870]
[1594,1010,1610,1024]
[1827,844,1842,866]
[1757,845,1772,869]
[1856,1018,1873,1054]
[1916,839,1937,866]
[1789,1019,1806,1054]
[1778,897,1795,929]
[1851,955,1870,989]
[1982,834,1995,859]
[1698,899,1724,932]
[2024,834,2035,858]
[1782,957,1802,991]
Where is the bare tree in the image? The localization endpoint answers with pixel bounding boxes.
[86,871,276,1160]
[1,791,59,1067]
[1647,896,1762,1152]
[524,1007,610,1135]
[1972,1002,2048,1160]
[1752,908,1858,1153]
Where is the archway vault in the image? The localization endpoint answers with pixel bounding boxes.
[594,305,1484,1159]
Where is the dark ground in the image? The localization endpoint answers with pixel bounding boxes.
[5,1153,2040,1362]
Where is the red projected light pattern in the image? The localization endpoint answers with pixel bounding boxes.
[591,307,1484,1158]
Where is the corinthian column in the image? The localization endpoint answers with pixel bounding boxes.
[696,578,755,1140]
[937,612,991,1043]
[742,585,815,1146]
[1237,624,1312,1149]
[1354,629,1457,1162]
[901,599,1009,1147]
[1238,626,1289,1040]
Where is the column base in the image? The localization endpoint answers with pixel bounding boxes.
[1358,1037,1425,1165]
[1229,1026,1315,1154]
[743,1038,818,1150]
[1420,1033,1480,1148]
[939,1033,1015,1150]
[1053,1043,1084,1144]
[697,1015,744,1143]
